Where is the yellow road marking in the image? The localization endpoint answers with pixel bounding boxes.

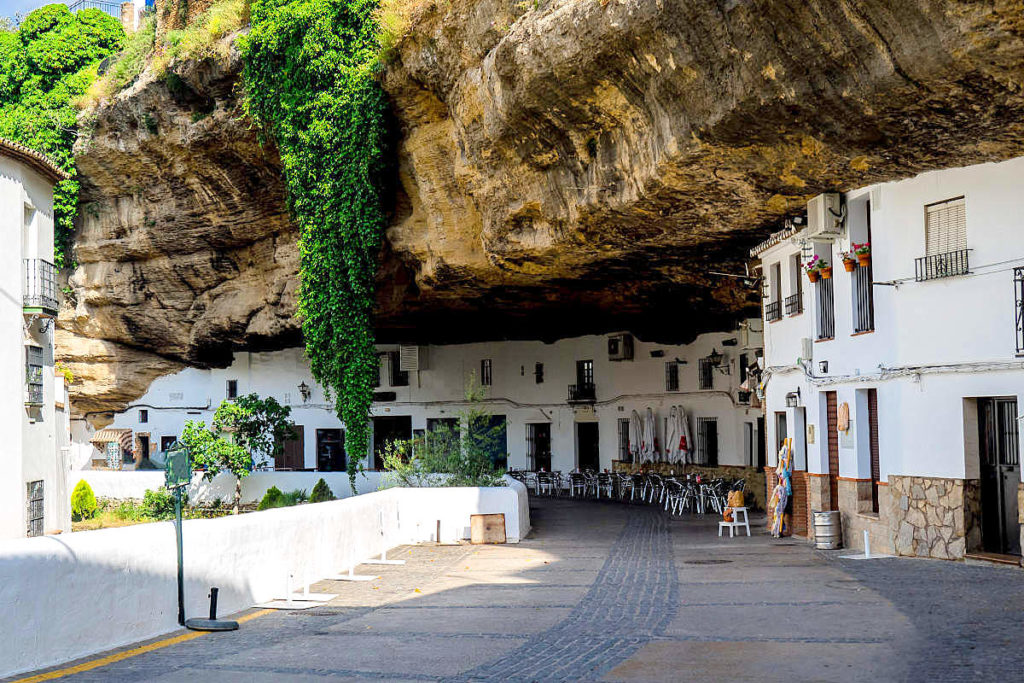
[12,609,272,683]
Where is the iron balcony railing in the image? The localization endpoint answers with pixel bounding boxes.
[816,278,835,341]
[567,382,597,404]
[785,292,803,316]
[853,264,875,333]
[915,249,970,282]
[24,259,59,313]
[25,382,43,407]
[1015,267,1024,355]
[67,0,123,19]
[765,300,782,322]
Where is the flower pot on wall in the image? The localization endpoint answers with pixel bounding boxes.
[820,266,833,279]
[807,270,820,283]
[857,253,871,267]
[842,259,857,272]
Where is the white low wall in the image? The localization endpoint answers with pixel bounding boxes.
[69,470,386,505]
[0,479,529,678]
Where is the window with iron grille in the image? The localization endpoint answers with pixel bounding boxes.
[696,417,719,466]
[139,409,148,424]
[665,361,679,391]
[698,358,713,390]
[618,418,631,462]
[535,362,544,384]
[25,346,43,406]
[816,278,835,340]
[26,481,43,537]
[388,351,409,387]
[480,359,492,386]
[226,379,238,399]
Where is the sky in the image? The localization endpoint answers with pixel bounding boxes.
[1,0,70,23]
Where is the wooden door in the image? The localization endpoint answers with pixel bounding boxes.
[276,425,304,470]
[826,392,840,511]
[577,423,599,471]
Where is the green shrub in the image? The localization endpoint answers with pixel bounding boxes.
[113,499,145,522]
[281,488,308,506]
[257,486,284,510]
[142,487,185,520]
[309,478,335,503]
[71,480,97,521]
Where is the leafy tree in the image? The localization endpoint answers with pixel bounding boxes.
[381,375,507,489]
[212,393,296,470]
[179,419,251,514]
[0,5,124,267]
[71,479,97,520]
[240,0,391,490]
[180,394,296,513]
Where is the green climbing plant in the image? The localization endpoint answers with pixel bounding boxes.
[0,4,125,267]
[239,0,391,489]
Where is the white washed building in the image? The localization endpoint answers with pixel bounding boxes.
[0,139,71,539]
[78,326,765,477]
[755,156,1024,561]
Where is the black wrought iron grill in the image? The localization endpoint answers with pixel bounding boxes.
[785,292,803,316]
[765,300,782,322]
[1015,267,1024,355]
[24,259,59,313]
[68,0,122,18]
[567,383,596,403]
[915,249,970,282]
[853,264,875,333]
[815,278,835,340]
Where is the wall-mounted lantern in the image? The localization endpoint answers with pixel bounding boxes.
[818,360,829,374]
[785,388,801,407]
[706,348,730,375]
[298,381,311,403]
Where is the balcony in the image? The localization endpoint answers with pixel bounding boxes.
[765,300,782,322]
[915,249,970,282]
[567,382,596,404]
[23,259,59,315]
[785,292,803,316]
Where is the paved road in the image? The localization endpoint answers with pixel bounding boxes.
[13,497,1024,682]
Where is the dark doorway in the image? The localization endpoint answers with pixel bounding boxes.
[527,423,551,471]
[577,422,599,471]
[137,435,150,461]
[276,425,305,470]
[868,389,880,513]
[316,429,346,472]
[756,416,766,469]
[826,391,840,511]
[373,416,412,470]
[775,411,788,455]
[160,436,176,453]
[979,398,1021,555]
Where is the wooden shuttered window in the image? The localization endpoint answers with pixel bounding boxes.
[925,197,966,256]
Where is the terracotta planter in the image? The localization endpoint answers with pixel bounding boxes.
[857,253,871,267]
[807,270,820,283]
[842,259,857,272]
[820,266,833,279]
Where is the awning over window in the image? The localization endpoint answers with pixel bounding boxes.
[89,429,133,452]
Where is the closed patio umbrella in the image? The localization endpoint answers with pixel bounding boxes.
[678,406,694,464]
[666,406,679,464]
[642,407,657,464]
[629,410,643,463]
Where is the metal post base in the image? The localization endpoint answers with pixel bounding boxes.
[185,618,239,632]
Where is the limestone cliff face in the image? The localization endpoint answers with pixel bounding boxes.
[61,0,1024,420]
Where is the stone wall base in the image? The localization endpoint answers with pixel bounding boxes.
[837,479,893,554]
[888,475,969,560]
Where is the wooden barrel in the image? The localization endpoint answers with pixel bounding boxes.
[813,510,842,549]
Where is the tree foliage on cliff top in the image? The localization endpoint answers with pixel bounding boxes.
[0,4,124,267]
[239,0,390,489]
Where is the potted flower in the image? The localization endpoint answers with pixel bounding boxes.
[840,250,857,272]
[819,258,833,279]
[804,255,822,283]
[853,242,871,267]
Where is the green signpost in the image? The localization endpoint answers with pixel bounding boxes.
[164,442,191,626]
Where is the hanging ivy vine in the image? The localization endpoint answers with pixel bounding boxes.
[240,0,389,486]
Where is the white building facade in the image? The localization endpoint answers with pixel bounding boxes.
[0,139,71,539]
[79,326,765,478]
[756,156,1024,560]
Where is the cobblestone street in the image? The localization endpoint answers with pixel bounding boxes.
[13,497,1024,682]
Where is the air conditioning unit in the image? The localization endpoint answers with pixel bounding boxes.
[800,337,813,362]
[805,193,844,240]
[399,345,425,372]
[607,333,634,361]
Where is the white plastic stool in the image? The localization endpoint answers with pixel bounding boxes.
[718,507,750,537]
